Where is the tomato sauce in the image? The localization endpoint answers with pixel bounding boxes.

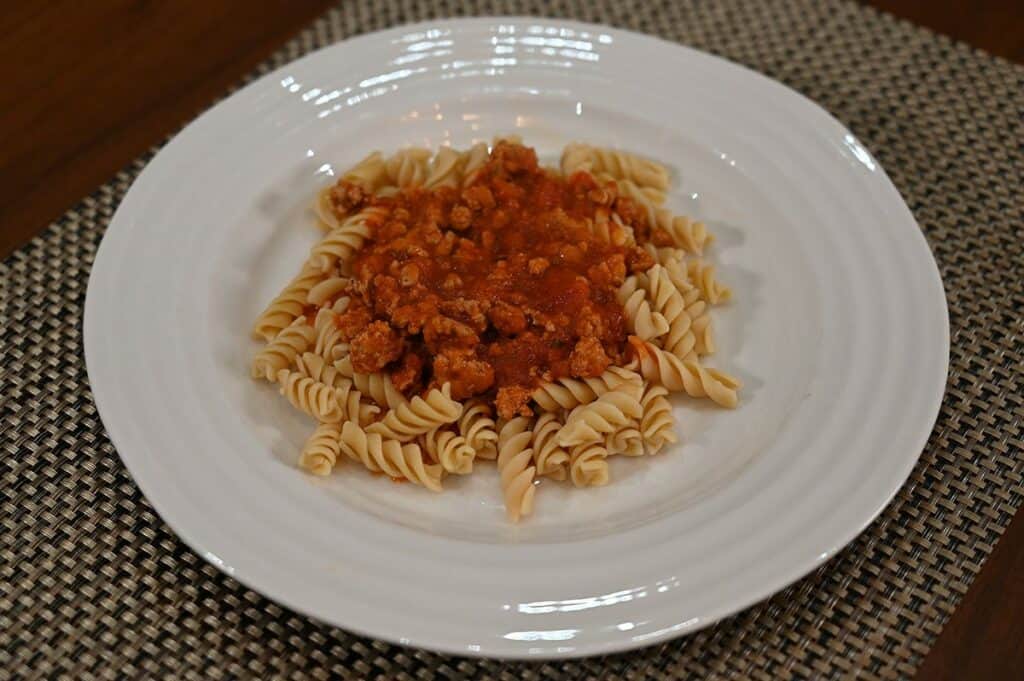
[344,142,652,418]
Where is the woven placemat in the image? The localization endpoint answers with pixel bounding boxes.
[2,1,1022,679]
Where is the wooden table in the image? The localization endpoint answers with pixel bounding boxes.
[1,2,1021,678]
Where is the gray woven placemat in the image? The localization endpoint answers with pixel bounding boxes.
[2,1,1022,679]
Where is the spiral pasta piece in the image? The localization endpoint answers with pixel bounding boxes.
[423,147,463,189]
[251,319,315,381]
[307,278,349,307]
[665,214,713,255]
[421,428,476,475]
[294,352,350,389]
[313,185,343,231]
[532,366,642,412]
[611,175,668,209]
[334,356,408,410]
[588,207,634,247]
[460,143,490,187]
[311,308,349,361]
[341,151,390,192]
[309,207,384,273]
[385,148,431,188]
[339,421,443,491]
[276,369,343,423]
[679,285,713,357]
[645,264,697,359]
[458,398,499,460]
[686,259,732,305]
[294,353,378,425]
[298,422,342,476]
[605,423,645,457]
[497,417,536,522]
[569,442,610,487]
[366,384,463,442]
[640,383,677,454]
[642,243,688,266]
[531,413,569,480]
[560,143,669,192]
[629,339,740,408]
[557,386,644,447]
[250,264,322,342]
[618,275,669,341]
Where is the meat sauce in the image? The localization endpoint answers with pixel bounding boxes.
[340,142,654,418]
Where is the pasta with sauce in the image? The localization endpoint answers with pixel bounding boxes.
[250,140,741,522]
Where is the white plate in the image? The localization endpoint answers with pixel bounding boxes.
[84,18,949,658]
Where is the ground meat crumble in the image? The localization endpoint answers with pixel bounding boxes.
[341,141,654,418]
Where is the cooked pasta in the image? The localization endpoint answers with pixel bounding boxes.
[557,384,644,447]
[250,265,322,342]
[605,422,645,457]
[497,417,537,521]
[251,140,741,523]
[618,275,670,341]
[569,441,610,487]
[339,421,443,491]
[423,146,463,189]
[251,319,315,381]
[639,383,677,454]
[645,264,697,359]
[531,413,569,480]
[298,422,342,476]
[458,399,499,460]
[421,427,476,474]
[560,143,670,192]
[309,207,384,272]
[532,365,641,412]
[312,308,350,361]
[365,383,462,442]
[630,338,741,408]
[276,369,344,423]
[335,356,407,409]
[384,147,432,188]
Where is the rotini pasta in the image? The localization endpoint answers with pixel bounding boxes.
[306,277,348,307]
[560,143,670,192]
[251,140,740,523]
[250,264,322,342]
[421,427,476,475]
[366,383,463,442]
[312,307,350,361]
[532,365,641,412]
[385,147,432,188]
[309,207,384,273]
[298,422,342,476]
[531,413,569,480]
[497,417,536,522]
[618,274,670,341]
[250,318,315,381]
[639,383,677,454]
[339,421,443,491]
[557,384,644,447]
[335,356,407,409]
[569,441,610,487]
[645,264,697,359]
[605,421,645,457]
[294,353,378,425]
[423,146,463,189]
[458,398,499,460]
[276,369,344,423]
[630,338,741,408]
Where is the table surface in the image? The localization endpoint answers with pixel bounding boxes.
[1,1,1021,678]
